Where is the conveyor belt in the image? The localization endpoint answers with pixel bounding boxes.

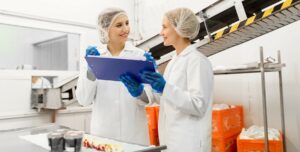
[200,0,300,56]
[140,0,300,62]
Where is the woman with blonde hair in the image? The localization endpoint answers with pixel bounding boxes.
[76,8,155,145]
[141,8,214,152]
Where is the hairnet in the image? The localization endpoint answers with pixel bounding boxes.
[164,8,200,40]
[97,8,128,44]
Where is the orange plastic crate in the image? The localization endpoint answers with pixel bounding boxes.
[212,133,238,152]
[237,133,283,152]
[145,106,160,146]
[212,106,244,138]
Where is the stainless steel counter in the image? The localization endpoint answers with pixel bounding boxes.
[0,124,67,152]
[0,124,167,152]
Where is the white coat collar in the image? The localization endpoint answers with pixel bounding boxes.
[123,42,139,51]
[176,44,196,57]
[98,42,137,56]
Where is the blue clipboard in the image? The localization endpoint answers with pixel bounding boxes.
[85,56,156,83]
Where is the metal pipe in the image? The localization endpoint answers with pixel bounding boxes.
[234,0,248,21]
[260,46,269,152]
[199,11,212,41]
[133,0,143,42]
[278,50,287,152]
[135,145,167,152]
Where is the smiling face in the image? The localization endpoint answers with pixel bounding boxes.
[160,16,181,46]
[108,15,130,44]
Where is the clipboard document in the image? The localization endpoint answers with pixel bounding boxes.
[85,56,156,83]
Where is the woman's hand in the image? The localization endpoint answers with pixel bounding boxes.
[120,74,144,97]
[86,46,100,57]
[144,52,158,69]
[140,71,166,93]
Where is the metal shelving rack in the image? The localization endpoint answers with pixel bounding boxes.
[214,47,286,152]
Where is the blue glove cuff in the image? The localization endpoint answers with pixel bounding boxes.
[130,84,144,97]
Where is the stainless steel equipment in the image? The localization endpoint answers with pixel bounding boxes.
[31,75,78,111]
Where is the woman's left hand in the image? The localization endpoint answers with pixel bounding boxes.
[120,74,144,97]
[144,52,158,69]
[140,71,166,93]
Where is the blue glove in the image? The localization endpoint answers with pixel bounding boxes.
[144,52,158,69]
[85,46,100,73]
[140,71,166,93]
[120,74,144,97]
[86,46,100,57]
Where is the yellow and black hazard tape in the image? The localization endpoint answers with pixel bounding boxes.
[213,0,299,40]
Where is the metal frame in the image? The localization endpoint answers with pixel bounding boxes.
[135,145,167,152]
[234,0,248,21]
[199,11,213,41]
[198,1,300,57]
[260,47,270,151]
[214,47,286,152]
[141,0,300,62]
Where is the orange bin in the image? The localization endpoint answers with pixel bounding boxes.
[237,133,283,152]
[212,106,244,139]
[212,133,238,152]
[145,105,160,146]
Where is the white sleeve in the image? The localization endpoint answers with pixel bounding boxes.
[135,90,149,106]
[134,85,155,106]
[161,57,213,117]
[143,85,161,105]
[129,46,162,105]
[76,68,97,106]
[150,91,161,105]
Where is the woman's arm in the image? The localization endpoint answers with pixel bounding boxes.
[161,56,213,117]
[76,68,97,106]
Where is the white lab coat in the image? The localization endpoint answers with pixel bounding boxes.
[76,42,150,145]
[152,45,213,152]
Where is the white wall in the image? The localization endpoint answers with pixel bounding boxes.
[0,24,35,69]
[0,73,32,115]
[0,24,68,69]
[0,0,133,26]
[137,0,219,41]
[209,20,300,151]
[67,34,81,71]
[55,109,91,133]
[0,112,52,130]
[0,0,135,68]
[0,0,132,130]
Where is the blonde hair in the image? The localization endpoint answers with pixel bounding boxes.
[165,8,200,40]
[97,8,128,44]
